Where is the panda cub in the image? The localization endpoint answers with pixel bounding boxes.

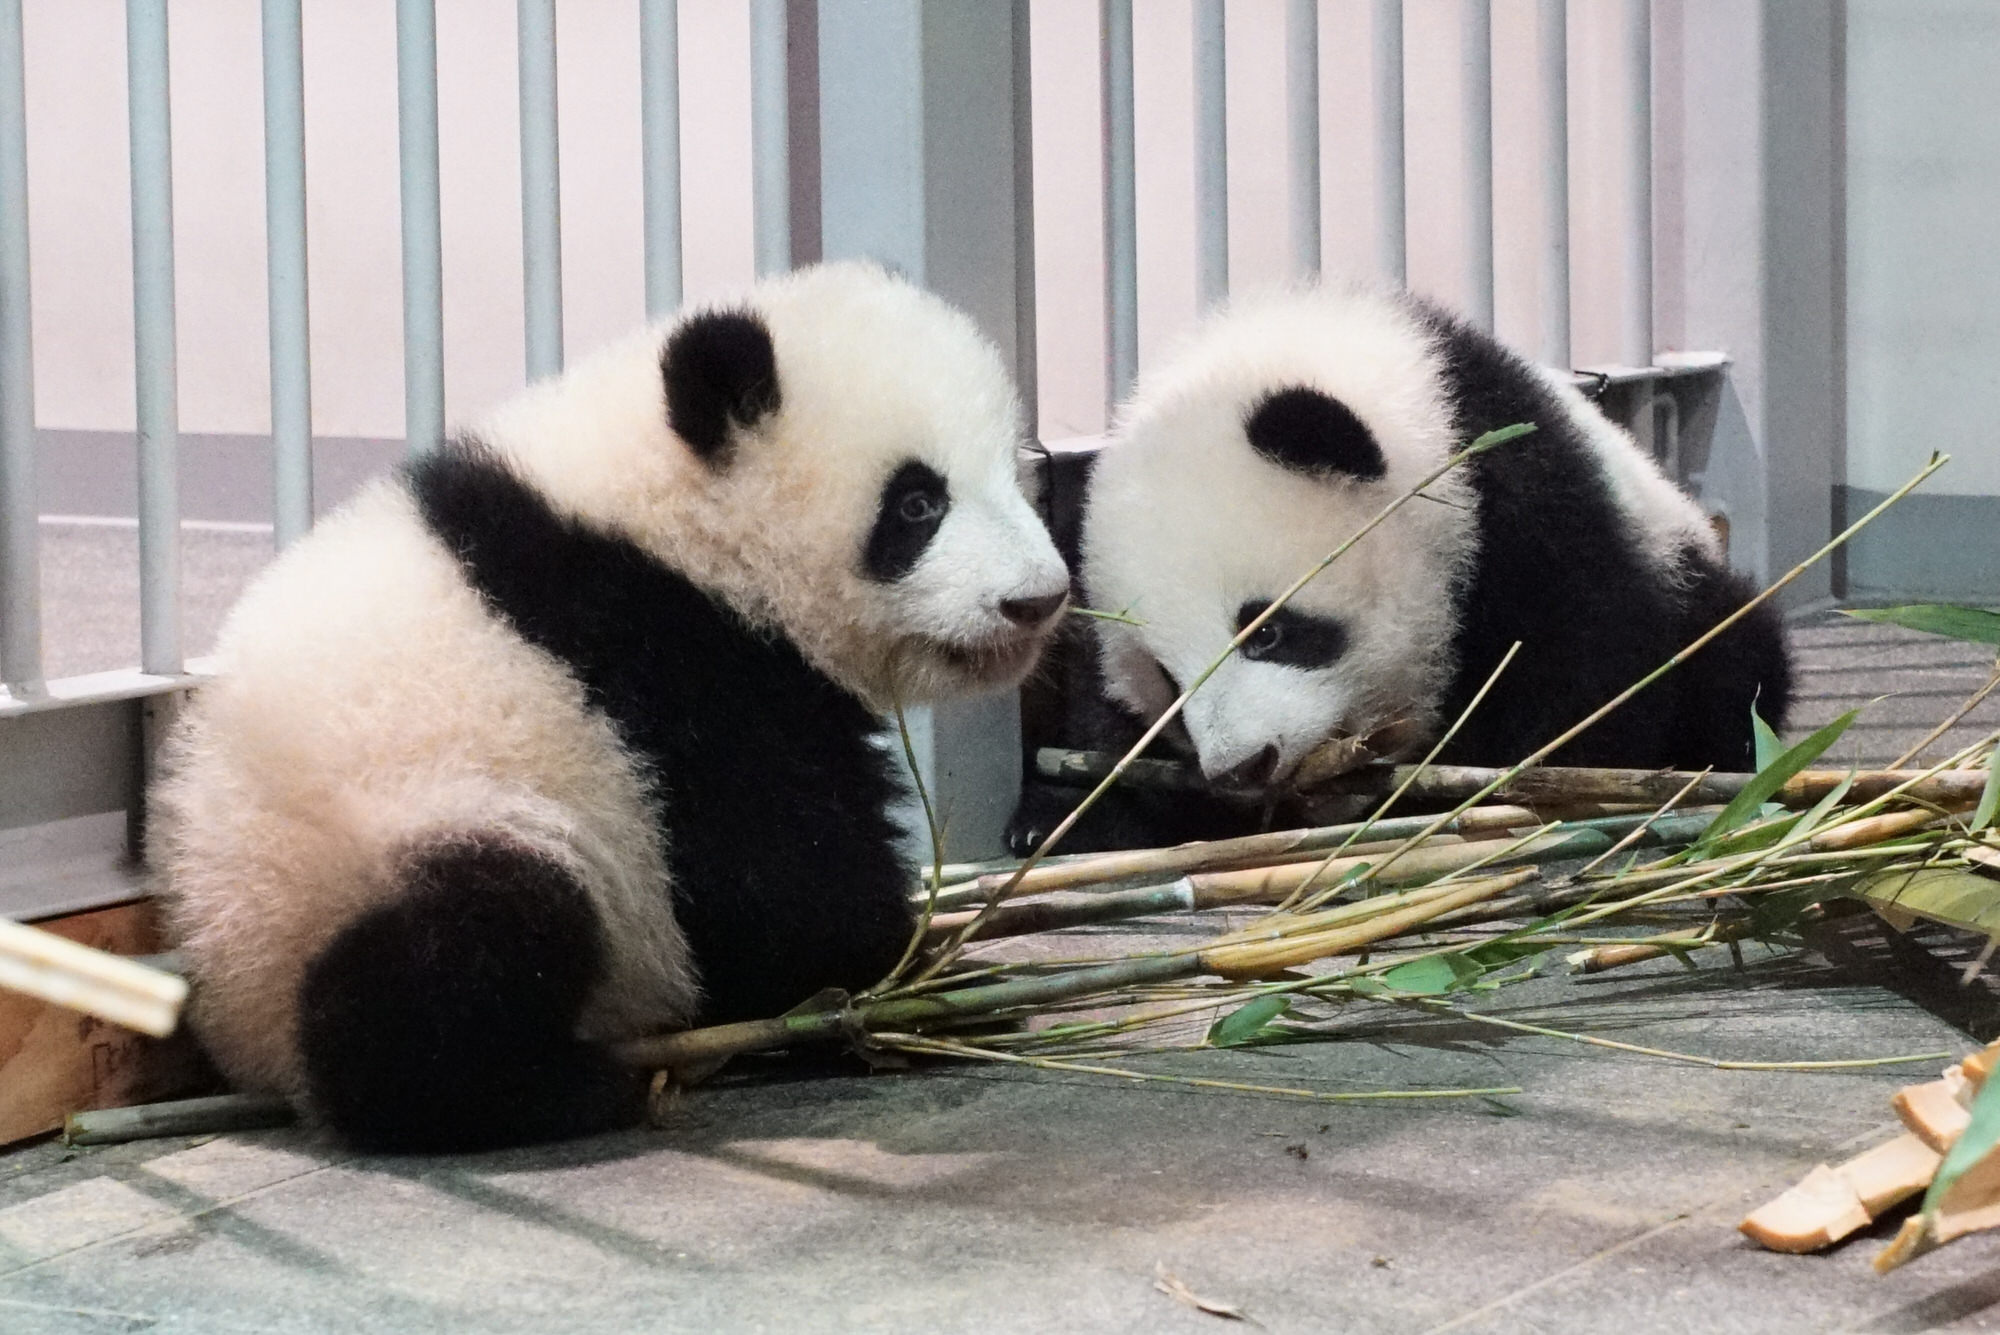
[151,262,1070,1151]
[1063,283,1790,838]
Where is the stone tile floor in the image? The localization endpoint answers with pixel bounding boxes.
[11,529,2000,1331]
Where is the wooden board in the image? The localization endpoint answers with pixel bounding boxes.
[0,900,210,1146]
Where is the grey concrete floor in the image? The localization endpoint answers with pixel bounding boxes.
[14,528,2000,1331]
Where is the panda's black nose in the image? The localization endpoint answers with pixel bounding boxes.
[999,591,1067,627]
[1209,743,1280,790]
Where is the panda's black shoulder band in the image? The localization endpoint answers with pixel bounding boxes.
[1243,385,1386,482]
[661,308,782,464]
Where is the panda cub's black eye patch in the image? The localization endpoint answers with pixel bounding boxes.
[1235,600,1349,669]
[864,460,951,582]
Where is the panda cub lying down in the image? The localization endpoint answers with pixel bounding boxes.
[151,262,1069,1151]
[1017,282,1792,852]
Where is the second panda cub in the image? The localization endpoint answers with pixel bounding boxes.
[1074,283,1790,819]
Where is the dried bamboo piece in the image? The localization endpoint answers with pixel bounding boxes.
[1740,1135,1943,1254]
[1895,1076,1974,1153]
[1202,870,1537,980]
[0,915,189,1037]
[62,1093,295,1147]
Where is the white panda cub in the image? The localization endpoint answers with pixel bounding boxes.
[1080,282,1791,807]
[150,262,1070,1151]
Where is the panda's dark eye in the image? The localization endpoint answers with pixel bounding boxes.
[898,490,944,524]
[1236,600,1347,668]
[864,460,951,582]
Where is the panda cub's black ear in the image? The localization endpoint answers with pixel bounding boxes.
[660,309,782,465]
[1243,385,1386,482]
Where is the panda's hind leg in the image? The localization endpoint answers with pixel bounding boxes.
[296,834,644,1152]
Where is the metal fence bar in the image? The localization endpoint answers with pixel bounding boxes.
[518,0,563,379]
[261,0,313,549]
[1372,0,1405,285]
[1192,0,1227,310]
[127,0,180,676]
[396,0,444,456]
[1538,0,1571,369]
[1012,0,1038,439]
[1461,0,1494,332]
[749,0,789,276]
[1620,0,1653,366]
[0,0,39,696]
[1101,0,1137,408]
[639,0,682,318]
[1286,0,1319,279]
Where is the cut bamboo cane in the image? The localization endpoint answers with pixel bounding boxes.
[1201,870,1537,980]
[62,1093,295,1147]
[1305,763,1992,811]
[0,916,189,1037]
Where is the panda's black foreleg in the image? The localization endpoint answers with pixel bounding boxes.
[296,835,645,1153]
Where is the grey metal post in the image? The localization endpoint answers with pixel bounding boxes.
[751,0,790,276]
[0,0,39,695]
[1101,0,1138,407]
[1287,0,1320,280]
[262,0,313,549]
[1011,0,1038,437]
[640,0,682,318]
[519,0,564,379]
[397,0,444,456]
[127,0,180,676]
[1193,0,1228,310]
[1538,0,1570,369]
[1461,0,1494,332]
[1621,0,1653,367]
[1372,0,1406,285]
[819,0,1037,862]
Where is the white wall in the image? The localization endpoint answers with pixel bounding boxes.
[1846,0,2000,498]
[21,0,1693,448]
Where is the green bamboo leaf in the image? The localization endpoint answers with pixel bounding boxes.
[1924,1065,2000,1218]
[1975,745,2000,832]
[1380,953,1483,996]
[1467,421,1538,452]
[1844,604,2000,646]
[1857,868,2000,936]
[1700,709,1859,844]
[1753,705,1785,773]
[1206,994,1292,1047]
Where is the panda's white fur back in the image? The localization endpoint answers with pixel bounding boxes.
[152,483,697,1096]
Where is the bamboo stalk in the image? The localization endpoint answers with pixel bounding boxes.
[1303,763,1990,812]
[1202,870,1537,980]
[62,1093,295,1146]
[0,916,189,1037]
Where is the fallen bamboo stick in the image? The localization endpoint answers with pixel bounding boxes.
[62,1093,295,1147]
[0,915,189,1037]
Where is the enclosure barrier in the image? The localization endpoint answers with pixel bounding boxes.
[2,0,1733,898]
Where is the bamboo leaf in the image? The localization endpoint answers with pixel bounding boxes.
[1380,953,1484,996]
[1923,1062,2000,1219]
[1975,745,2000,832]
[1856,868,2000,935]
[1468,421,1538,451]
[1753,705,1785,773]
[1700,709,1859,844]
[1845,604,2000,646]
[1206,994,1292,1047]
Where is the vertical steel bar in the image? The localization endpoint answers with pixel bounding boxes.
[1193,0,1227,310]
[262,0,313,549]
[127,0,180,675]
[0,0,40,694]
[518,0,563,379]
[749,0,789,276]
[1538,0,1570,368]
[1012,0,1039,440]
[1286,0,1320,279]
[396,0,444,456]
[1372,0,1405,285]
[1620,0,1653,366]
[1461,0,1494,332]
[1101,0,1137,409]
[640,0,682,318]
